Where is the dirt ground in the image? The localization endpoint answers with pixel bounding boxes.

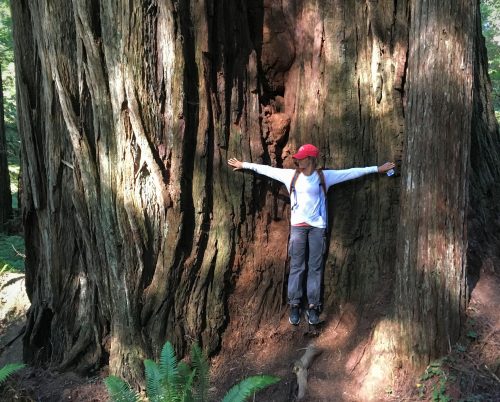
[0,270,498,401]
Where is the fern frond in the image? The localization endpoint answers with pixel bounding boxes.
[190,343,209,402]
[159,341,181,401]
[159,341,179,382]
[179,366,196,402]
[0,363,24,384]
[144,359,163,402]
[177,361,193,386]
[221,375,280,402]
[104,375,140,402]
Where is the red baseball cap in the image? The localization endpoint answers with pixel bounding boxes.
[292,144,319,160]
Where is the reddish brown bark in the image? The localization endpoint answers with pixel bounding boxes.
[9,0,500,386]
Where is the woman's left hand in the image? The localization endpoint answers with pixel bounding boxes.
[228,158,244,170]
[377,162,396,173]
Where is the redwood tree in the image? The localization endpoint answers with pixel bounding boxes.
[10,0,500,386]
[393,0,500,370]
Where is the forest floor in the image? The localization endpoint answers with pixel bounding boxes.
[0,269,498,401]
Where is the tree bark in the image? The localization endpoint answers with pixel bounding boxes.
[394,0,500,371]
[9,0,500,386]
[0,62,13,229]
[394,0,472,369]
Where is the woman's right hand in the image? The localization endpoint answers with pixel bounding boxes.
[228,158,244,170]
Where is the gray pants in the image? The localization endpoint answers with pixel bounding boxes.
[288,226,326,307]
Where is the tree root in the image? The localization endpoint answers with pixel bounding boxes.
[293,343,322,400]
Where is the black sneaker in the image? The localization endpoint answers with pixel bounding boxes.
[289,305,301,325]
[306,306,320,325]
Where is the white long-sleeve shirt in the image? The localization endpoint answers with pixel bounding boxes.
[242,162,378,228]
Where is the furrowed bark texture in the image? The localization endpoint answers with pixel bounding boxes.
[0,63,13,228]
[394,0,500,370]
[10,0,500,382]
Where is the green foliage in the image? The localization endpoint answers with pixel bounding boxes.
[190,343,209,402]
[466,330,478,340]
[0,363,24,384]
[1,0,19,210]
[0,0,16,127]
[105,341,280,402]
[221,375,281,402]
[431,377,451,402]
[144,359,162,401]
[419,359,453,402]
[159,341,180,400]
[0,0,13,62]
[0,233,24,272]
[481,1,500,118]
[420,360,445,381]
[104,376,140,402]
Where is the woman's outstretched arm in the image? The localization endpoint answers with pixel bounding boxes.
[227,158,295,187]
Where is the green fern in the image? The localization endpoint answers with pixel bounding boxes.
[105,342,280,402]
[221,375,281,402]
[190,343,209,402]
[104,375,140,402]
[0,363,24,384]
[178,360,193,384]
[159,341,180,401]
[179,365,196,402]
[144,359,163,402]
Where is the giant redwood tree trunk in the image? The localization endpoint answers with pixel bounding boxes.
[393,0,475,367]
[10,0,500,386]
[393,0,500,370]
[0,63,13,229]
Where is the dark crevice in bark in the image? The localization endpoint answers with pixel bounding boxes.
[142,0,160,143]
[221,4,233,149]
[400,47,408,119]
[357,77,362,125]
[189,63,215,307]
[31,66,48,210]
[22,212,37,300]
[89,0,102,40]
[141,214,155,291]
[25,306,54,363]
[218,238,236,352]
[148,1,201,355]
[176,0,199,264]
[200,246,218,350]
[390,0,399,53]
[79,70,97,166]
[247,2,276,109]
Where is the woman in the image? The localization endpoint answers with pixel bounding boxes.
[228,144,395,325]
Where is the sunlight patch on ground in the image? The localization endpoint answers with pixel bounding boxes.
[0,272,29,325]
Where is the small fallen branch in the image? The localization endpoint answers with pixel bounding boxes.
[11,245,26,259]
[484,364,500,384]
[293,343,322,400]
